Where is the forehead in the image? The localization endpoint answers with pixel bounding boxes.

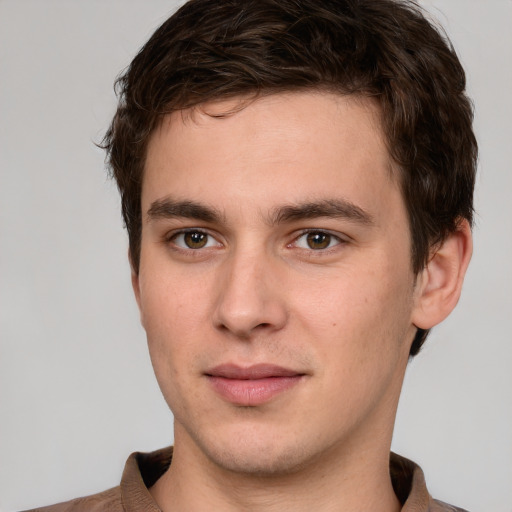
[152,91,388,154]
[142,91,400,219]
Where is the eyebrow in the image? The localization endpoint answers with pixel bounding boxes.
[146,197,374,226]
[270,199,375,226]
[147,198,223,223]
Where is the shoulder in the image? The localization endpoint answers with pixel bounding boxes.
[19,447,172,512]
[390,453,470,512]
[431,499,470,512]
[21,486,122,512]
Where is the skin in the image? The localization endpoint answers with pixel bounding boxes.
[132,91,472,511]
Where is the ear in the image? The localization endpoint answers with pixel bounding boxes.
[412,219,473,330]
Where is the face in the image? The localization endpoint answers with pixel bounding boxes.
[134,92,420,476]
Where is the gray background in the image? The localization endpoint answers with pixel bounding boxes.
[0,1,511,511]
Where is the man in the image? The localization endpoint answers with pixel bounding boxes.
[27,0,476,510]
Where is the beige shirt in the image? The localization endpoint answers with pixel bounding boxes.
[23,448,468,512]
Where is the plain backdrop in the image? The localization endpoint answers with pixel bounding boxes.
[0,1,511,511]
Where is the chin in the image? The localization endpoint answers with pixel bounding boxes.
[209,446,309,476]
[193,426,324,477]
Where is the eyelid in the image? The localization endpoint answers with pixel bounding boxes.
[166,228,223,250]
[289,229,348,250]
[163,227,348,252]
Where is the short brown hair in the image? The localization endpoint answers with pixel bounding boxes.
[103,0,477,355]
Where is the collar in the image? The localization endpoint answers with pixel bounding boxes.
[119,447,442,511]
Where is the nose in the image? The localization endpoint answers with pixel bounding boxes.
[212,249,288,338]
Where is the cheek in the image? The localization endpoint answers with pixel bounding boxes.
[292,263,414,358]
[138,275,207,415]
[291,270,413,417]
[139,258,209,331]
[138,271,198,370]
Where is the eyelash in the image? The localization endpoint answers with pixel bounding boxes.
[290,230,345,252]
[166,229,221,251]
[165,228,346,254]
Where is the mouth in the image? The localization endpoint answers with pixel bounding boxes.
[205,363,306,406]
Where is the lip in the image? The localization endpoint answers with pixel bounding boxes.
[205,364,305,406]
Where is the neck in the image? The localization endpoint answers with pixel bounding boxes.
[150,427,401,512]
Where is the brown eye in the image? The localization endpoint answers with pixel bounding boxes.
[169,230,222,252]
[293,230,342,251]
[306,232,332,250]
[183,231,208,249]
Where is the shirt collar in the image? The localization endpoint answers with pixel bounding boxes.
[120,447,432,511]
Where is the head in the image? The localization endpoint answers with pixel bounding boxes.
[102,0,476,481]
[103,0,477,357]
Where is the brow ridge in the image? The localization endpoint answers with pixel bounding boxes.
[147,198,222,223]
[270,199,375,226]
[146,197,374,227]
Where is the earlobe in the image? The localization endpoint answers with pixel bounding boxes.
[412,219,473,330]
